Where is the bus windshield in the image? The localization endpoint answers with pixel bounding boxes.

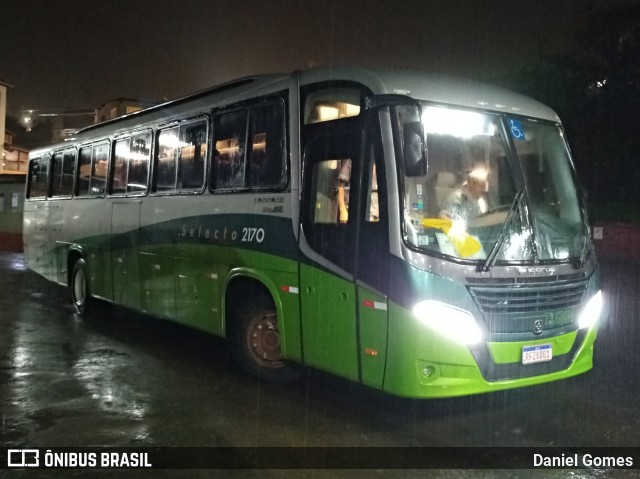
[400,105,584,263]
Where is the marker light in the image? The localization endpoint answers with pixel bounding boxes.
[578,290,603,330]
[412,300,482,345]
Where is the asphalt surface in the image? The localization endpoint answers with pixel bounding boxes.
[0,251,638,478]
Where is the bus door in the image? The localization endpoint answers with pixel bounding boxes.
[299,120,389,387]
[111,200,142,309]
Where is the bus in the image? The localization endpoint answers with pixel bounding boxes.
[23,67,603,398]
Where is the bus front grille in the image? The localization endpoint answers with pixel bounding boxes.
[466,273,588,314]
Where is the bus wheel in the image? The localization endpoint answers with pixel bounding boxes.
[231,295,301,384]
[71,258,91,315]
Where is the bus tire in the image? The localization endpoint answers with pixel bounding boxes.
[71,258,91,315]
[230,294,301,384]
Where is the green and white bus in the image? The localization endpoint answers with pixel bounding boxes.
[24,67,603,398]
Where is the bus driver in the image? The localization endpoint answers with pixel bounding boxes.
[439,168,489,222]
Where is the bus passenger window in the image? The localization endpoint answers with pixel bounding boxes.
[212,110,247,190]
[50,149,74,198]
[76,148,92,197]
[76,144,108,197]
[28,157,50,199]
[247,101,286,189]
[50,152,65,197]
[112,133,151,196]
[178,120,207,190]
[61,150,76,196]
[127,133,150,195]
[155,127,179,191]
[91,144,108,196]
[112,140,129,195]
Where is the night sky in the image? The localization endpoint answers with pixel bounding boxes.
[0,0,634,116]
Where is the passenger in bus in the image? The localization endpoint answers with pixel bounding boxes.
[439,168,489,222]
[369,164,379,222]
[336,159,351,223]
[336,159,379,223]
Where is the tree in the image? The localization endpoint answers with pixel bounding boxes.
[494,5,640,221]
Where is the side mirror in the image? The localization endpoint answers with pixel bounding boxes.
[403,121,426,176]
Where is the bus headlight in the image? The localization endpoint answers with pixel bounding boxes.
[578,290,603,330]
[412,300,482,345]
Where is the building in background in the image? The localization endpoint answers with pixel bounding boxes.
[96,98,158,123]
[1,80,13,167]
[49,108,97,144]
[0,91,157,251]
[1,79,26,251]
[0,174,25,251]
[2,129,28,174]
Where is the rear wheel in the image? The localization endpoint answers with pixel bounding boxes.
[230,294,301,383]
[71,258,91,315]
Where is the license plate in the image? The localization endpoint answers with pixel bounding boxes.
[522,343,553,365]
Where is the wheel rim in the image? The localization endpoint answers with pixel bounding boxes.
[246,312,283,368]
[73,267,86,308]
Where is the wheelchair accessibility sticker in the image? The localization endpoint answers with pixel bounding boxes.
[508,119,525,141]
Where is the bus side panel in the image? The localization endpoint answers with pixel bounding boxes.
[46,200,70,286]
[300,263,359,381]
[174,248,225,334]
[357,285,388,389]
[23,200,56,280]
[111,201,142,310]
[254,266,302,362]
[139,251,176,320]
[52,198,113,302]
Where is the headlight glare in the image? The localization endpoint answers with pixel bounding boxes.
[412,300,482,345]
[578,290,603,329]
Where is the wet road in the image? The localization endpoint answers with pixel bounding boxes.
[0,251,638,478]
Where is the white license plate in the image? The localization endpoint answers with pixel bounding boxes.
[522,343,553,365]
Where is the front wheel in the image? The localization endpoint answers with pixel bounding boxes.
[230,295,301,384]
[71,258,91,315]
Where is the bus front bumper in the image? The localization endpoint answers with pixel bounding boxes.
[382,303,599,399]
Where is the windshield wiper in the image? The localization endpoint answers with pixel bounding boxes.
[575,229,591,269]
[478,190,525,272]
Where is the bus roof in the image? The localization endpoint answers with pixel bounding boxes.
[72,74,290,138]
[30,66,559,156]
[299,66,561,122]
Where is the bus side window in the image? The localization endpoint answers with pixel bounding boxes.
[155,127,179,192]
[364,151,379,223]
[178,120,207,190]
[50,152,65,197]
[112,133,151,196]
[76,148,92,197]
[61,149,76,196]
[247,101,286,189]
[76,144,108,197]
[128,132,151,195]
[211,110,247,190]
[310,159,341,224]
[91,143,108,196]
[112,139,129,195]
[28,157,50,199]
